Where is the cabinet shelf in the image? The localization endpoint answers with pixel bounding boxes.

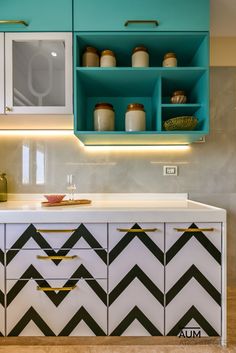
[74,32,209,145]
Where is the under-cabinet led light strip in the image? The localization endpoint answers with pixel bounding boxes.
[0,130,74,136]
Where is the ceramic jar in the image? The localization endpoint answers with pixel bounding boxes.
[163,52,177,67]
[171,90,187,104]
[100,50,116,67]
[0,173,7,202]
[125,103,146,131]
[82,46,99,67]
[132,46,149,67]
[94,103,115,131]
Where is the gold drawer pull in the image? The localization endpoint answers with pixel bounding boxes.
[0,20,28,26]
[124,20,159,27]
[36,229,77,233]
[37,255,78,260]
[37,285,76,292]
[174,228,214,232]
[117,228,157,233]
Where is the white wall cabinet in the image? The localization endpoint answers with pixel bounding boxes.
[0,32,72,115]
[0,34,4,115]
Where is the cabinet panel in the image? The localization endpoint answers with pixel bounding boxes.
[74,0,209,32]
[0,0,72,32]
[108,223,164,336]
[6,279,107,336]
[0,225,4,336]
[0,34,4,114]
[7,249,107,280]
[165,222,222,338]
[5,32,72,115]
[6,223,107,250]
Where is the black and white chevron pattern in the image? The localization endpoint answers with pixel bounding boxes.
[165,223,222,337]
[0,225,5,336]
[7,273,107,336]
[108,223,165,336]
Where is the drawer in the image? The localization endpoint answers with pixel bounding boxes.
[6,223,107,250]
[7,249,107,280]
[6,279,107,336]
[74,0,209,32]
[0,0,72,31]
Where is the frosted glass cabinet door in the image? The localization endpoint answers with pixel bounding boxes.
[5,32,72,114]
[0,34,4,114]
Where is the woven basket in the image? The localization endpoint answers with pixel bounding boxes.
[164,116,198,131]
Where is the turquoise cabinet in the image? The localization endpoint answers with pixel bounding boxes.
[0,0,72,31]
[74,0,209,32]
[74,32,209,146]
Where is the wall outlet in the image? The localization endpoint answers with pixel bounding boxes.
[163,165,178,176]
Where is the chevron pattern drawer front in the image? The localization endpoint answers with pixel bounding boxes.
[6,223,107,250]
[0,225,4,336]
[5,223,108,336]
[108,223,164,336]
[165,223,222,338]
[7,249,107,279]
[6,278,107,336]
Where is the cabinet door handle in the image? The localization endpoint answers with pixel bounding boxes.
[37,285,76,292]
[36,229,77,233]
[117,228,157,233]
[124,20,159,27]
[37,255,78,260]
[0,20,28,27]
[174,228,214,232]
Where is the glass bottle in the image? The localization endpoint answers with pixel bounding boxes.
[0,173,7,202]
[66,174,77,201]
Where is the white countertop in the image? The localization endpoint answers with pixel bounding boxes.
[0,193,226,223]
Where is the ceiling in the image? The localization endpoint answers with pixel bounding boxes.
[211,0,236,36]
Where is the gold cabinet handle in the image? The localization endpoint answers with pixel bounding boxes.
[37,255,78,260]
[37,285,76,292]
[174,228,214,232]
[5,106,13,112]
[36,229,77,233]
[0,20,28,26]
[124,20,159,27]
[117,228,157,233]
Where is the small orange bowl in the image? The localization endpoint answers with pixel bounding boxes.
[44,194,66,203]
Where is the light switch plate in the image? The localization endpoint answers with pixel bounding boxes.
[163,165,178,176]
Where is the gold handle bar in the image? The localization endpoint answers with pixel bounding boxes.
[37,255,78,260]
[0,20,28,26]
[117,228,157,233]
[124,20,159,27]
[36,229,77,233]
[37,285,76,292]
[174,228,214,232]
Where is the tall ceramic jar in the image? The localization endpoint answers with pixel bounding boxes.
[82,46,99,67]
[94,103,115,131]
[100,50,116,67]
[132,46,149,67]
[125,103,146,131]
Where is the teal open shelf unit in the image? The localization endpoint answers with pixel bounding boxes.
[74,32,209,146]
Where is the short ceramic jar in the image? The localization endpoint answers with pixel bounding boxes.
[100,50,116,67]
[132,46,149,67]
[125,103,146,131]
[171,90,187,104]
[163,52,177,67]
[94,103,115,131]
[82,46,99,67]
